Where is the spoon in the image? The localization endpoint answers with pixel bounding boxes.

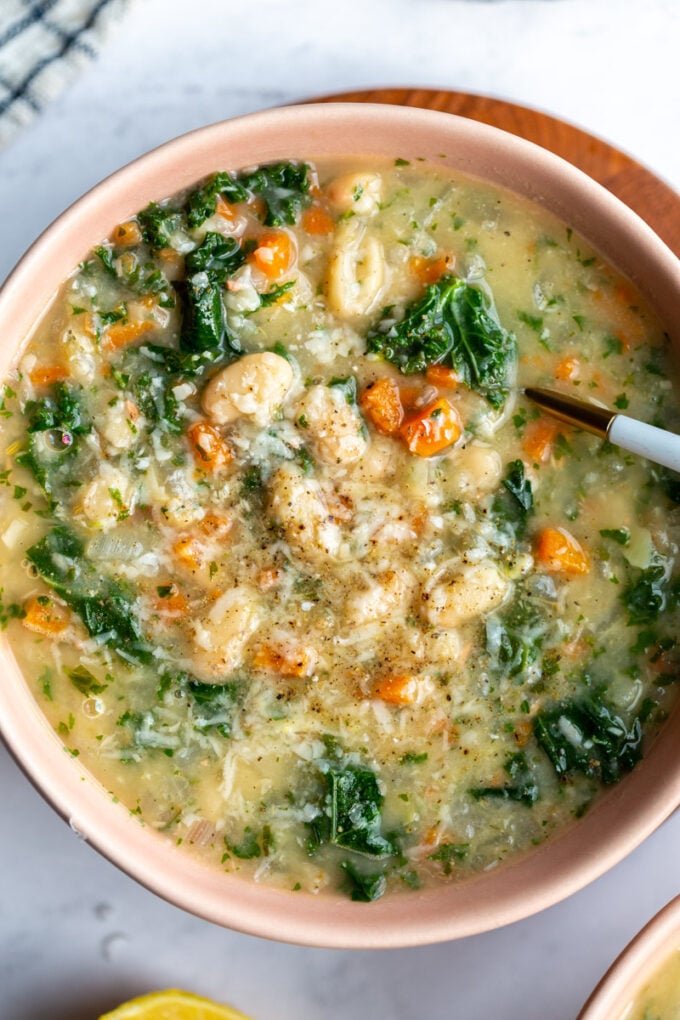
[523,386,680,473]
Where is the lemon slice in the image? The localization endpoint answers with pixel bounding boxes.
[98,989,254,1020]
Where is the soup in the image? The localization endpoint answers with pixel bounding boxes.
[626,948,680,1019]
[0,158,678,902]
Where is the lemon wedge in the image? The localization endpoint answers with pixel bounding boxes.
[98,989,254,1020]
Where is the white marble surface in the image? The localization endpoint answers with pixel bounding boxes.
[1,1,679,1018]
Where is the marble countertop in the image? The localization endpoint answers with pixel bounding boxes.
[2,1,679,1018]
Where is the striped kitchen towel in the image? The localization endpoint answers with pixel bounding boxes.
[0,0,130,148]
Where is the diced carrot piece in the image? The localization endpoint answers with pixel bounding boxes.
[425,364,460,388]
[374,674,419,705]
[173,536,203,571]
[112,220,142,246]
[301,205,335,236]
[102,319,154,351]
[513,719,533,747]
[410,253,455,285]
[555,355,580,382]
[522,417,561,464]
[398,385,423,412]
[198,511,232,537]
[400,397,462,457]
[249,231,294,280]
[154,581,189,614]
[22,595,69,636]
[257,566,282,591]
[82,313,97,339]
[359,377,404,434]
[253,642,317,678]
[215,196,235,220]
[187,421,232,472]
[325,490,353,523]
[535,527,590,575]
[29,365,68,387]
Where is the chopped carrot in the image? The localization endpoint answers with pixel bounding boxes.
[198,510,232,537]
[301,205,335,236]
[359,377,404,434]
[555,355,580,382]
[257,566,282,591]
[325,490,353,523]
[374,674,419,705]
[535,527,590,575]
[102,318,154,351]
[398,385,423,412]
[522,417,561,464]
[513,719,533,747]
[400,397,462,457]
[29,365,68,387]
[253,642,316,678]
[425,364,460,388]
[112,220,142,246]
[410,252,455,285]
[22,595,69,636]
[154,581,189,614]
[187,421,232,472]
[249,231,294,280]
[215,195,235,220]
[411,503,429,536]
[173,536,203,572]
[82,313,97,339]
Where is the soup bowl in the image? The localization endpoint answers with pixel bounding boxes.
[578,896,680,1019]
[0,103,679,948]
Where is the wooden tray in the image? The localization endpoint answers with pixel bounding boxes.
[311,87,680,258]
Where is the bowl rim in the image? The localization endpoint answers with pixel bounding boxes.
[1,102,680,948]
[578,896,680,1019]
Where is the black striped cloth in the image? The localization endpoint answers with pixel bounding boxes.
[0,0,129,147]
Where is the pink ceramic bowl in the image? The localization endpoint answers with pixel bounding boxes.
[578,897,680,1019]
[1,104,679,948]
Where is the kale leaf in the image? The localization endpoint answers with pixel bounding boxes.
[26,382,90,438]
[26,527,152,664]
[623,560,673,626]
[18,384,91,497]
[131,367,183,434]
[179,232,245,354]
[184,172,248,228]
[486,595,547,681]
[184,232,246,284]
[491,459,534,540]
[307,762,395,859]
[427,842,469,875]
[470,752,539,806]
[366,275,516,409]
[534,689,642,784]
[187,679,240,738]
[239,161,312,226]
[339,859,387,902]
[138,202,185,250]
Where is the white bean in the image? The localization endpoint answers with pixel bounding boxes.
[297,384,367,465]
[447,442,503,498]
[345,568,413,626]
[202,352,294,426]
[192,587,261,679]
[82,464,134,531]
[423,560,509,628]
[326,172,382,217]
[326,221,386,319]
[269,464,342,561]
